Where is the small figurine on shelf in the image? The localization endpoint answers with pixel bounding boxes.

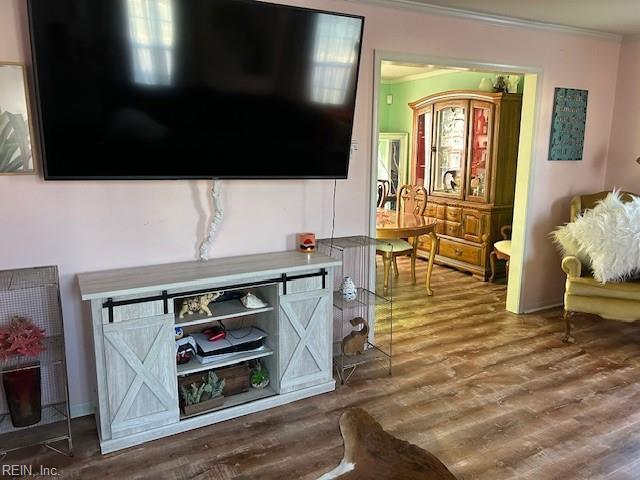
[250,360,270,389]
[241,292,268,309]
[178,291,224,318]
[175,327,184,340]
[493,75,508,93]
[443,170,459,192]
[341,276,357,301]
[341,317,369,357]
[178,297,199,318]
[470,176,481,196]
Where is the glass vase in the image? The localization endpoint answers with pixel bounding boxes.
[3,365,42,427]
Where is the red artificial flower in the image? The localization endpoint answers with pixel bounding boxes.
[0,316,46,362]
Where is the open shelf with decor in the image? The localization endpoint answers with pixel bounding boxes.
[180,386,277,420]
[0,266,72,457]
[173,283,279,420]
[173,287,275,328]
[318,236,393,384]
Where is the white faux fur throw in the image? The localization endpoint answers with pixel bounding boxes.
[552,191,640,283]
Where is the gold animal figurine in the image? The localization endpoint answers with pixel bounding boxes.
[341,317,369,356]
[178,292,224,318]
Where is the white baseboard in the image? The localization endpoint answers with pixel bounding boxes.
[523,301,564,314]
[70,402,94,419]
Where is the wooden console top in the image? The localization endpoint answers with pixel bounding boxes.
[78,250,340,300]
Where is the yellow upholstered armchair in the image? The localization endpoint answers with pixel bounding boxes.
[562,191,640,342]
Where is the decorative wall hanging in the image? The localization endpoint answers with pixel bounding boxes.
[0,63,35,174]
[199,180,224,260]
[549,87,588,161]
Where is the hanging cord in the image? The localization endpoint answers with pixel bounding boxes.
[329,179,337,255]
[199,179,224,261]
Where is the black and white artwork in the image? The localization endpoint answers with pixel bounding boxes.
[0,64,34,174]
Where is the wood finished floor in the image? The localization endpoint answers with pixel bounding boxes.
[11,258,640,479]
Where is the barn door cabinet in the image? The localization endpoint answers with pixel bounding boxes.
[79,251,339,453]
[410,90,522,280]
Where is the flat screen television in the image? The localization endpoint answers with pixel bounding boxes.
[28,0,364,180]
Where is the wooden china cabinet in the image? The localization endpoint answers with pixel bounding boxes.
[409,90,522,280]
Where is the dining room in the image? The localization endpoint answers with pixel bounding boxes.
[373,58,534,308]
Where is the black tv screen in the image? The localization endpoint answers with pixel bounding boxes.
[28,0,364,179]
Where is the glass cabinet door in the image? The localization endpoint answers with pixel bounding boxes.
[412,109,432,188]
[466,101,493,202]
[431,101,467,198]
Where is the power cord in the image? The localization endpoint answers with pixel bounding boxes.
[329,179,337,255]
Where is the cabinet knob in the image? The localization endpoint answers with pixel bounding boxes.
[431,146,437,153]
[455,248,463,256]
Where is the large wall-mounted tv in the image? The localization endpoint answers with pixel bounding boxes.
[28,0,364,180]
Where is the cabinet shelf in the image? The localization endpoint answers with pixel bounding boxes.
[175,299,273,328]
[0,419,69,453]
[0,402,68,436]
[333,342,391,369]
[180,386,276,420]
[177,346,274,377]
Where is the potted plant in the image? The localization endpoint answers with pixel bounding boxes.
[0,316,46,427]
[250,360,270,389]
[180,371,225,415]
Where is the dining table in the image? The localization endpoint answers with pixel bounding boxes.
[376,208,439,295]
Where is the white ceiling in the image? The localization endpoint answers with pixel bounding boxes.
[380,63,445,80]
[393,0,640,36]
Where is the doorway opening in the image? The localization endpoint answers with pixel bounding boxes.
[370,53,540,314]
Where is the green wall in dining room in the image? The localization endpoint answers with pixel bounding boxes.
[378,82,393,132]
[378,70,523,140]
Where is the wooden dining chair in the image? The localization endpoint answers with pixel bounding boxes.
[376,185,427,292]
[398,184,427,216]
[489,225,512,282]
[377,179,390,207]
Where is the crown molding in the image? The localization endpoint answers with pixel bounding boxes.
[348,0,623,42]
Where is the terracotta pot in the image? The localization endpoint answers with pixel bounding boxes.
[3,365,42,427]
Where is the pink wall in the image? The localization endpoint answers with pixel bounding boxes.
[606,35,640,191]
[0,0,621,411]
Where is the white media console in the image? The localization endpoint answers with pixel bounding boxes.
[78,251,340,453]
